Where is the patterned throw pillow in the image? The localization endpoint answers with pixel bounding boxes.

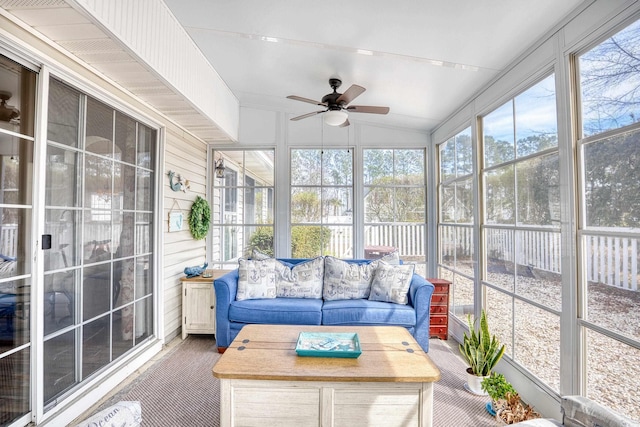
[323,257,376,300]
[275,257,324,299]
[368,261,415,305]
[237,258,277,301]
[380,250,400,265]
[250,248,272,260]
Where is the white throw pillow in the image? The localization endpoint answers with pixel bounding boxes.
[323,257,376,300]
[237,258,277,301]
[380,250,400,265]
[275,257,324,299]
[368,261,415,305]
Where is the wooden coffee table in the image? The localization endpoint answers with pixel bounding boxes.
[213,324,441,427]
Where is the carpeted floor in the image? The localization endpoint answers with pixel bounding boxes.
[85,335,496,426]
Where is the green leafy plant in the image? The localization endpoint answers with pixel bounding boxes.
[459,309,506,376]
[188,196,211,240]
[481,372,516,402]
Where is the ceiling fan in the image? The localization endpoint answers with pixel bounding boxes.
[287,78,389,127]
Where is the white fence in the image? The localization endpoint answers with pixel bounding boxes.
[326,224,426,259]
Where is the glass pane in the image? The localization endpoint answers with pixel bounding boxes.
[245,226,274,257]
[0,57,35,138]
[244,150,275,186]
[83,216,112,263]
[586,330,640,421]
[0,138,32,205]
[439,225,455,269]
[136,213,152,255]
[44,331,76,404]
[136,170,153,211]
[394,149,424,185]
[0,208,29,277]
[439,138,455,182]
[43,271,77,335]
[456,129,473,176]
[112,306,134,360]
[291,225,329,258]
[113,259,133,308]
[114,211,135,259]
[363,149,393,185]
[485,286,513,357]
[452,275,474,320]
[579,19,640,137]
[322,149,352,185]
[82,315,110,378]
[291,187,321,223]
[584,235,640,342]
[85,98,113,155]
[0,279,29,349]
[364,187,393,222]
[134,297,153,343]
[0,347,30,424]
[396,188,425,222]
[83,263,111,321]
[322,187,352,224]
[515,75,558,157]
[324,225,353,258]
[584,129,640,228]
[115,163,136,211]
[48,79,80,146]
[291,149,321,185]
[85,154,112,211]
[45,208,80,271]
[514,301,559,392]
[455,227,474,277]
[485,164,515,224]
[440,183,455,223]
[135,255,151,298]
[137,125,155,169]
[515,230,562,311]
[516,154,560,226]
[46,145,82,207]
[485,228,515,292]
[455,178,473,224]
[484,101,515,167]
[114,112,136,164]
[244,187,273,224]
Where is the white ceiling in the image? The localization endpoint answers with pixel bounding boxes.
[164,0,586,132]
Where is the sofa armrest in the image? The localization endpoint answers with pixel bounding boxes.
[214,269,239,350]
[408,274,435,352]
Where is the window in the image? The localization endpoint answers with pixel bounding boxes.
[437,128,474,320]
[364,149,426,274]
[212,150,274,267]
[290,149,352,258]
[481,74,561,392]
[43,78,156,407]
[577,19,640,419]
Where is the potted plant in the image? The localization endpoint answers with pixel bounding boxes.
[459,309,506,395]
[494,392,541,424]
[481,372,516,413]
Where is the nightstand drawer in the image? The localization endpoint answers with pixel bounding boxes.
[430,305,448,315]
[429,326,448,339]
[431,294,448,305]
[430,315,448,326]
[433,284,449,294]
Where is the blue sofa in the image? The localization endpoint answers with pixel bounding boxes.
[213,258,435,353]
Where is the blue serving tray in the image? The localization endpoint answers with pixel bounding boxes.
[295,332,362,358]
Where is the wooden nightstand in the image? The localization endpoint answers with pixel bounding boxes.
[181,270,232,339]
[427,278,451,340]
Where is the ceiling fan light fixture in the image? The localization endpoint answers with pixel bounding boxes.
[324,110,348,126]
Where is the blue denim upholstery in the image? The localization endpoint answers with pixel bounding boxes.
[213,258,435,352]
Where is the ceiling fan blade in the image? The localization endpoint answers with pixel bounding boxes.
[339,118,350,128]
[346,105,390,115]
[287,95,326,106]
[290,110,325,121]
[336,84,365,105]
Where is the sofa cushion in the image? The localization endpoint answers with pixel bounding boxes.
[322,299,416,327]
[323,256,376,300]
[237,258,277,301]
[229,297,323,325]
[275,257,324,298]
[369,262,415,305]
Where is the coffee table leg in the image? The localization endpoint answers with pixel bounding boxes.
[219,379,231,427]
[422,382,434,427]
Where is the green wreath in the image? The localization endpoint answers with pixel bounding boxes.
[189,196,211,240]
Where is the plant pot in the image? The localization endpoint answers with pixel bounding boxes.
[465,367,488,395]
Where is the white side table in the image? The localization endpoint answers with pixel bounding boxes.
[181,270,231,339]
